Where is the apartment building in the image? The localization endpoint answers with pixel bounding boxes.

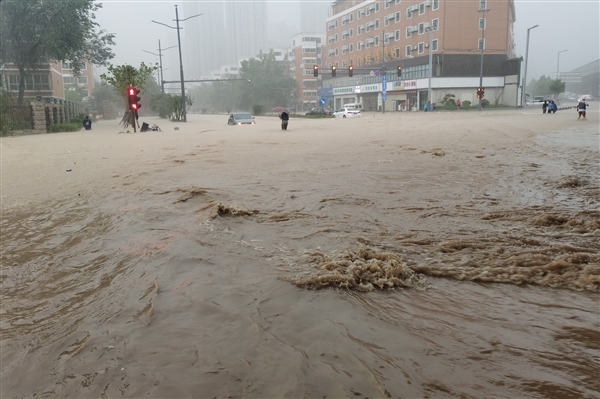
[290,33,326,111]
[321,0,519,111]
[2,60,95,102]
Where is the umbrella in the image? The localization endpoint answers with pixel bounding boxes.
[273,107,288,113]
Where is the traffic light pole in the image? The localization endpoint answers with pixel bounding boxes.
[478,7,489,111]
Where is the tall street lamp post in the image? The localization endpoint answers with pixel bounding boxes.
[556,49,568,80]
[521,24,539,108]
[367,31,388,113]
[478,6,490,111]
[143,40,177,95]
[425,27,433,112]
[152,5,202,122]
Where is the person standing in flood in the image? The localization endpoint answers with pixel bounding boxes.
[83,115,92,130]
[280,111,289,130]
[577,100,588,119]
[542,101,548,114]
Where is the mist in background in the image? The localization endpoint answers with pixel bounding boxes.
[95,0,599,84]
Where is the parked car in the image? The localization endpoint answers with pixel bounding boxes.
[333,107,361,118]
[305,107,332,116]
[227,113,255,125]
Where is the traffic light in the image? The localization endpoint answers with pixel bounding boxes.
[127,86,141,111]
[331,65,337,77]
[397,66,402,77]
[349,66,354,77]
[313,65,319,77]
[476,87,485,99]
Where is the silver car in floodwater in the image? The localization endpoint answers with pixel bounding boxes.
[227,113,256,125]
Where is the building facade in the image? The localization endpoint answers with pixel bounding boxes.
[290,33,326,111]
[2,61,95,103]
[321,0,519,111]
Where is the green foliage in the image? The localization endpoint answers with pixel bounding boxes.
[65,85,88,103]
[0,0,115,104]
[100,63,158,98]
[188,50,295,113]
[69,114,86,124]
[252,105,265,115]
[526,75,555,97]
[461,100,472,109]
[439,93,456,106]
[47,123,82,133]
[89,80,121,110]
[549,79,566,97]
[150,93,193,121]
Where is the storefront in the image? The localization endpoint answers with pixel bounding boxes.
[387,80,418,111]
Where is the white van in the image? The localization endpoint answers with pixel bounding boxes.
[344,103,363,110]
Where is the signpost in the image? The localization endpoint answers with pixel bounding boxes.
[382,75,387,113]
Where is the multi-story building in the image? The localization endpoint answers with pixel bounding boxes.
[290,33,326,111]
[2,61,95,102]
[321,0,519,111]
[300,1,331,33]
[184,2,268,79]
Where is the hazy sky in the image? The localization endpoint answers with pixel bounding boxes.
[95,0,600,83]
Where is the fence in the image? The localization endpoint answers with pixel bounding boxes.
[0,105,34,133]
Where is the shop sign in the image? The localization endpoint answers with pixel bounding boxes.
[333,87,354,95]
[404,80,417,88]
[362,84,380,92]
[354,86,361,93]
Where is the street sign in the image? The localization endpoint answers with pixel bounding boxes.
[369,70,375,77]
[320,97,326,105]
[382,94,387,101]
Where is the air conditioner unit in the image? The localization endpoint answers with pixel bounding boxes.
[423,22,430,28]
[424,0,432,6]
[424,43,429,48]
[411,4,419,11]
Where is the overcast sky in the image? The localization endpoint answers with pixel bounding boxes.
[95,0,599,83]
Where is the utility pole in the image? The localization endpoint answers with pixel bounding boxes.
[143,40,177,95]
[521,25,539,108]
[478,5,490,111]
[152,5,202,122]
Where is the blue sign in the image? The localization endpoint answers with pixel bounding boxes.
[318,87,334,97]
[382,75,387,97]
[320,97,326,105]
[382,94,387,102]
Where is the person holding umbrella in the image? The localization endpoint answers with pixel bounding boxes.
[273,107,289,130]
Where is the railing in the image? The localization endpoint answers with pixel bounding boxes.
[0,105,34,133]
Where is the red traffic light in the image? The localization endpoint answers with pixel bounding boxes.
[127,86,141,111]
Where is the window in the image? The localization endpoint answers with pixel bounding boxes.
[63,76,76,85]
[335,20,338,27]
[375,19,380,29]
[396,0,402,4]
[395,11,401,22]
[342,60,347,68]
[432,18,439,31]
[433,0,439,9]
[419,23,424,34]
[81,89,89,98]
[478,38,485,50]
[304,80,318,87]
[357,10,363,19]
[406,45,411,56]
[479,18,486,29]
[303,90,318,97]
[335,48,339,55]
[302,58,318,64]
[419,3,425,14]
[479,0,486,10]
[335,34,338,42]
[418,42,424,54]
[61,61,73,70]
[375,2,380,12]
[406,8,412,18]
[8,74,50,91]
[350,28,353,37]
[358,41,363,50]
[350,44,354,52]
[395,48,400,57]
[77,76,88,84]
[395,30,400,40]
[385,0,392,8]
[350,13,353,22]
[406,27,412,38]
[303,48,317,53]
[432,39,438,51]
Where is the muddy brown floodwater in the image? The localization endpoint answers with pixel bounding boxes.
[1,109,599,398]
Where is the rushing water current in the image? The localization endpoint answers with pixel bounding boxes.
[1,117,598,398]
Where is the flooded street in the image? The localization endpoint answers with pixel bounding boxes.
[1,110,598,398]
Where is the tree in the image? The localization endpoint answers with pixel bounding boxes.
[100,63,158,127]
[0,0,115,104]
[549,79,566,99]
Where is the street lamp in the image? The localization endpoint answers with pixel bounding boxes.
[478,6,490,111]
[556,49,567,80]
[152,5,202,122]
[521,24,539,108]
[143,40,177,95]
[425,26,433,112]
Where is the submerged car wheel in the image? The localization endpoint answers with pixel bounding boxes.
[343,115,347,118]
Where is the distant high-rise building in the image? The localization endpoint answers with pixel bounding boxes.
[183,1,268,78]
[300,1,330,33]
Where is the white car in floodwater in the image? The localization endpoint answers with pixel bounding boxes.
[333,107,361,118]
